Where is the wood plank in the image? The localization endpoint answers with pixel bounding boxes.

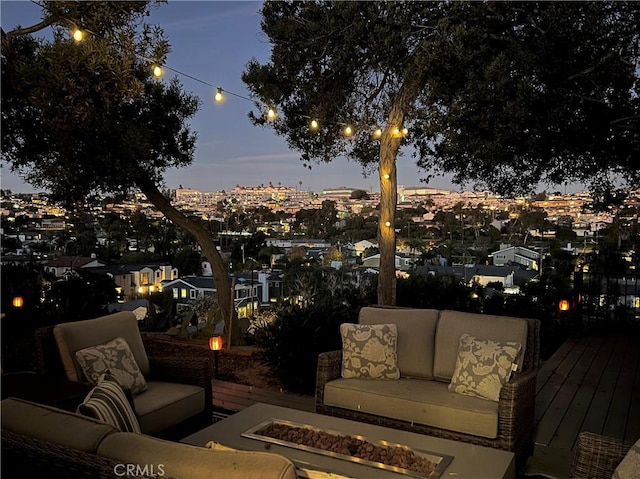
[624,336,640,442]
[602,337,637,440]
[580,336,629,436]
[535,337,592,427]
[536,336,602,446]
[536,337,579,394]
[212,380,315,412]
[548,336,615,449]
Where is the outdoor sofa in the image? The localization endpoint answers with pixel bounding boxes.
[316,306,540,467]
[1,397,297,479]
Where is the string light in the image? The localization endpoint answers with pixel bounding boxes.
[385,221,391,227]
[383,173,390,179]
[72,28,84,42]
[65,18,410,144]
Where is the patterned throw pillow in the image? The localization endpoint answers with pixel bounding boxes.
[448,334,522,402]
[75,337,148,395]
[340,323,400,380]
[77,373,141,433]
[612,439,640,479]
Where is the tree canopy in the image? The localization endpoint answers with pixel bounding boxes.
[1,1,240,341]
[243,0,639,304]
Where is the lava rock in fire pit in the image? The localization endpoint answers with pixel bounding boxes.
[256,423,436,476]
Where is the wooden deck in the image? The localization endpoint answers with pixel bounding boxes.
[212,379,315,413]
[535,333,640,449]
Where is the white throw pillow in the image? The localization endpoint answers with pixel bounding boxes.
[448,334,521,402]
[340,323,399,380]
[75,337,147,395]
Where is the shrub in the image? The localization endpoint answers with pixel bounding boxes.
[253,302,358,394]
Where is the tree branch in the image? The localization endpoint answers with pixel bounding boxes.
[4,18,55,43]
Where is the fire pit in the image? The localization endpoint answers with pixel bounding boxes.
[242,419,453,479]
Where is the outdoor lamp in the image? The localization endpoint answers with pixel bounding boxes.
[72,29,84,42]
[12,296,24,308]
[214,88,223,102]
[209,335,223,378]
[559,299,570,312]
[209,336,223,351]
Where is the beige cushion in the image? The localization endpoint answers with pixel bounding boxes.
[359,307,439,379]
[324,378,499,438]
[75,337,148,395]
[133,381,204,435]
[1,397,116,452]
[98,432,298,479]
[54,312,150,382]
[433,310,528,382]
[612,439,640,479]
[448,334,522,402]
[340,323,399,380]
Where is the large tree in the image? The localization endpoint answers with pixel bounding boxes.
[242,1,639,305]
[2,1,241,343]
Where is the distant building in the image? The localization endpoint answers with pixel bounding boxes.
[44,256,105,278]
[362,254,414,271]
[488,244,540,270]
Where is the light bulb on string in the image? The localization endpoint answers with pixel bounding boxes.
[310,119,319,130]
[402,127,408,136]
[153,65,163,78]
[385,221,391,227]
[267,108,277,120]
[392,127,401,137]
[373,128,382,139]
[343,125,353,137]
[383,173,390,179]
[72,28,84,42]
[214,88,223,102]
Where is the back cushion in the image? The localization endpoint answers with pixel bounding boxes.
[1,398,116,453]
[433,310,528,383]
[54,311,150,382]
[359,307,439,379]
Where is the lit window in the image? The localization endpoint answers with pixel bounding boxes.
[172,289,178,299]
[181,289,187,299]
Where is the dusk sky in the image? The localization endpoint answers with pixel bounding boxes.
[1,0,458,195]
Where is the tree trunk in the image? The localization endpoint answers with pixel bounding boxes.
[377,90,414,305]
[136,179,245,346]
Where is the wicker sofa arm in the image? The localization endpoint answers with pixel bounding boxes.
[315,350,342,410]
[497,369,537,448]
[570,432,631,479]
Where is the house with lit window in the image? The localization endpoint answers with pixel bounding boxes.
[90,262,177,301]
[44,256,105,278]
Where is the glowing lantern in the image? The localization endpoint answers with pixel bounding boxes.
[12,296,24,308]
[209,336,223,351]
[559,299,570,312]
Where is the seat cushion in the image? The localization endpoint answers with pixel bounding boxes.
[77,373,141,433]
[98,432,298,479]
[324,378,499,438]
[133,381,204,435]
[54,312,150,382]
[359,307,439,379]
[75,337,148,395]
[433,310,528,382]
[1,397,116,453]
